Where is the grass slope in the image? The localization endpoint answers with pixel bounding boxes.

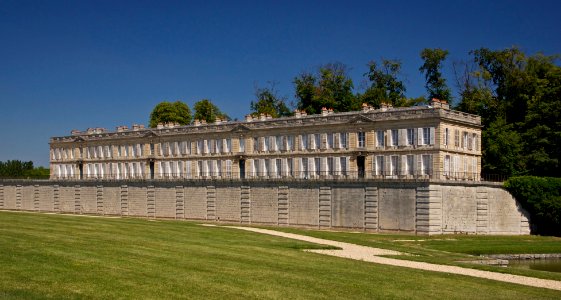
[0,211,560,299]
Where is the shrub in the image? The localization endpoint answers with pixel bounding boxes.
[505,176,561,236]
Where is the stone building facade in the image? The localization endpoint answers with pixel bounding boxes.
[49,99,482,182]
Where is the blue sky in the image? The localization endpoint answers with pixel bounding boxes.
[1,0,560,167]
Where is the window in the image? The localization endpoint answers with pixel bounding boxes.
[376,130,384,147]
[406,128,414,145]
[444,128,449,146]
[276,159,282,177]
[327,157,335,176]
[216,139,222,153]
[301,158,308,178]
[375,156,384,176]
[226,160,232,177]
[391,129,398,146]
[463,132,468,149]
[422,155,431,175]
[340,157,349,176]
[444,155,451,176]
[314,134,321,149]
[197,140,203,154]
[253,137,258,152]
[390,156,398,176]
[358,132,366,148]
[473,133,479,151]
[327,133,334,149]
[454,129,460,148]
[239,138,245,153]
[406,155,414,175]
[314,157,321,176]
[340,132,348,149]
[286,158,293,177]
[422,128,430,145]
[225,139,231,153]
[216,160,222,177]
[287,135,294,151]
[473,157,478,179]
[263,137,269,152]
[275,136,281,151]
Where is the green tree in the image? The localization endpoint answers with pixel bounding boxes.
[0,160,34,177]
[250,83,292,118]
[149,101,192,128]
[294,63,359,114]
[362,59,406,107]
[193,99,229,123]
[455,47,561,177]
[419,48,452,101]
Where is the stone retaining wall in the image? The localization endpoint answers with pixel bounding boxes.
[0,180,530,235]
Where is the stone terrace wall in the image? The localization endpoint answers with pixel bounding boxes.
[0,180,530,235]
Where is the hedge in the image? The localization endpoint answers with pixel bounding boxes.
[504,176,561,236]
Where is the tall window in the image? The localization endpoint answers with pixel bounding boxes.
[314,157,321,176]
[276,159,282,177]
[375,156,384,176]
[390,156,398,176]
[422,155,431,175]
[301,158,308,178]
[301,134,308,150]
[463,132,469,149]
[358,132,366,148]
[253,137,259,152]
[444,155,451,176]
[376,130,384,147]
[340,157,348,176]
[422,128,430,145]
[287,136,294,151]
[454,129,460,148]
[406,128,414,145]
[275,136,281,151]
[327,133,334,149]
[326,157,334,176]
[391,129,398,146]
[340,132,348,149]
[239,138,245,153]
[314,134,321,149]
[444,128,450,146]
[406,155,414,175]
[226,160,232,177]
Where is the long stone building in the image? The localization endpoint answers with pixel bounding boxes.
[0,99,529,235]
[49,99,481,182]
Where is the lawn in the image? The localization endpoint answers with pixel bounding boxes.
[0,211,560,299]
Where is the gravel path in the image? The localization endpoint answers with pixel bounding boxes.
[228,226,561,291]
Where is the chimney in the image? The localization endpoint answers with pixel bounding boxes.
[71,129,81,135]
[321,107,328,116]
[194,119,200,126]
[295,110,301,118]
[259,113,266,121]
[245,114,253,122]
[200,119,207,125]
[215,117,222,124]
[431,98,442,108]
[328,108,334,115]
[301,110,307,116]
[441,99,450,110]
[266,114,273,120]
[380,102,388,111]
[116,126,129,132]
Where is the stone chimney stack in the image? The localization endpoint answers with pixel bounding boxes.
[295,110,302,118]
[194,119,200,126]
[245,114,253,122]
[321,107,328,116]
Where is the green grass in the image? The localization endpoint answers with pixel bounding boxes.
[0,211,560,299]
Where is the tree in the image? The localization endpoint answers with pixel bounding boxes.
[193,99,228,123]
[455,47,561,177]
[294,63,359,114]
[362,59,407,107]
[250,82,292,118]
[149,101,192,128]
[419,48,452,101]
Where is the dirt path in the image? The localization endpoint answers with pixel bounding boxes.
[227,226,561,291]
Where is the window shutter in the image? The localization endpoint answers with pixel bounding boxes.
[398,129,406,146]
[417,155,423,176]
[417,128,423,145]
[430,127,435,145]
